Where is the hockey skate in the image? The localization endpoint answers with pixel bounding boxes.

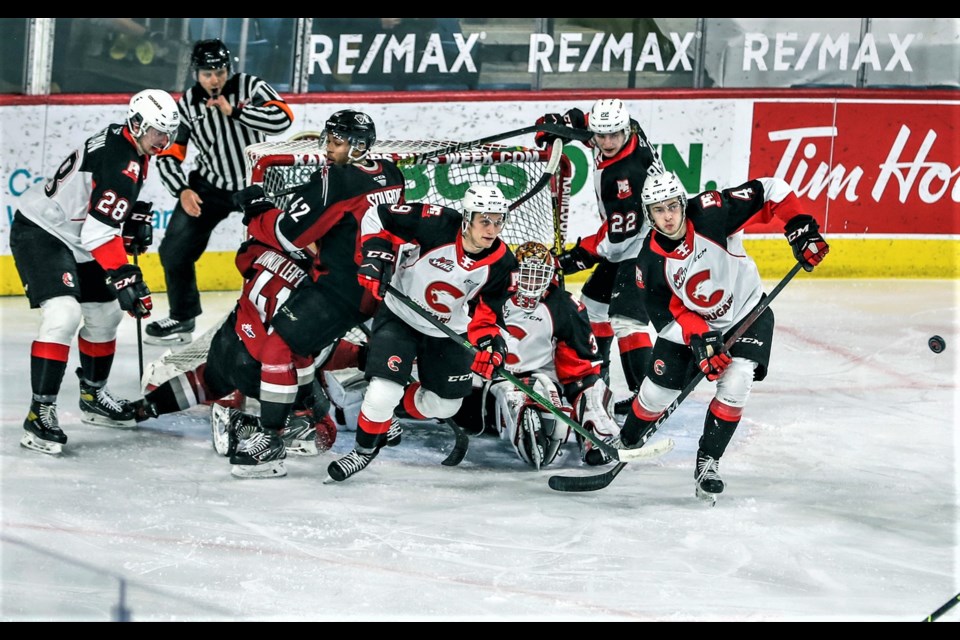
[613,391,637,417]
[229,426,286,478]
[21,401,67,455]
[325,446,379,483]
[144,316,195,346]
[210,404,259,457]
[695,449,723,506]
[78,369,136,428]
[385,416,402,447]
[282,409,319,456]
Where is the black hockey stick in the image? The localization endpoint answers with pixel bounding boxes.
[354,323,469,466]
[508,138,563,214]
[383,285,665,464]
[547,262,806,493]
[133,253,144,383]
[395,122,590,168]
[924,591,960,622]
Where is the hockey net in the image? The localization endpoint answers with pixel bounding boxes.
[142,137,571,399]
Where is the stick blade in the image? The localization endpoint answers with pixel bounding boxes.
[441,420,469,466]
[548,465,623,492]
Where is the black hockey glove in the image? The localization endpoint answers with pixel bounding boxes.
[470,333,508,380]
[121,200,154,255]
[356,239,396,301]
[534,108,586,148]
[557,237,599,275]
[105,263,153,319]
[690,331,731,382]
[784,214,829,272]
[233,185,277,225]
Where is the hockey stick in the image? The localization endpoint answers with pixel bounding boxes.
[924,591,960,622]
[354,322,469,466]
[383,284,664,464]
[396,122,590,168]
[133,253,144,383]
[547,261,806,493]
[265,123,587,199]
[509,138,563,214]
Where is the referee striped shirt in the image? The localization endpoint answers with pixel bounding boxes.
[157,72,294,196]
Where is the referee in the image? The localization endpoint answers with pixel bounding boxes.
[147,38,294,345]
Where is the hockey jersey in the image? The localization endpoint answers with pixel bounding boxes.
[636,177,807,345]
[361,202,518,343]
[246,160,405,280]
[579,127,660,263]
[502,286,602,399]
[16,124,149,271]
[232,239,309,359]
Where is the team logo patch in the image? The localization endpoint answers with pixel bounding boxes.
[387,355,402,372]
[616,179,632,199]
[653,358,666,376]
[635,265,645,289]
[122,160,141,181]
[429,256,455,272]
[241,323,256,339]
[62,272,75,288]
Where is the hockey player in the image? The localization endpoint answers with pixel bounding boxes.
[10,89,178,455]
[130,238,338,478]
[147,38,294,345]
[231,109,405,473]
[326,185,519,482]
[451,242,621,469]
[535,98,661,415]
[620,171,829,503]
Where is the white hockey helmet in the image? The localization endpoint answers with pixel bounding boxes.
[127,89,179,149]
[641,171,687,221]
[514,242,555,312]
[461,185,509,233]
[588,98,631,137]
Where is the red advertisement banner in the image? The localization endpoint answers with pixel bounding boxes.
[749,101,959,235]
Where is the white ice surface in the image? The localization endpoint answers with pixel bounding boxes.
[1,279,957,621]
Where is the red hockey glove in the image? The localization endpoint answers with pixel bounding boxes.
[105,263,153,319]
[356,240,396,301]
[690,331,731,382]
[534,108,586,148]
[784,214,829,272]
[122,200,154,255]
[470,334,508,380]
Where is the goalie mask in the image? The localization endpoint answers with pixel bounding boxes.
[127,89,180,151]
[514,242,555,312]
[461,185,509,234]
[323,110,377,163]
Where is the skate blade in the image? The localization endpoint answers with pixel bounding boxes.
[230,460,287,479]
[322,474,342,485]
[695,486,719,506]
[81,412,137,429]
[20,433,63,455]
[143,333,193,347]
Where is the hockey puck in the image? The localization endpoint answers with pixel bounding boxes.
[928,335,945,354]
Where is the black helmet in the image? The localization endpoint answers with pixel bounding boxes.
[324,110,377,162]
[191,39,231,72]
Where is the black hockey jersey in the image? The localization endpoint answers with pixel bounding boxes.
[16,124,149,271]
[579,128,660,262]
[247,160,405,279]
[636,177,807,345]
[361,202,518,343]
[502,285,601,396]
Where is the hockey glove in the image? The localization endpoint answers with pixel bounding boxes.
[690,331,732,382]
[233,185,276,226]
[105,263,153,319]
[534,108,586,148]
[356,240,396,301]
[470,333,508,380]
[121,200,153,255]
[557,237,599,275]
[784,214,829,272]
